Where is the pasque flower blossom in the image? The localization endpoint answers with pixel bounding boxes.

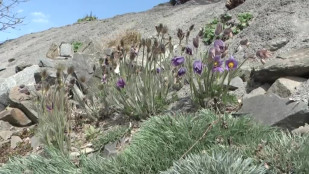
[225,56,238,71]
[193,60,203,75]
[116,78,126,89]
[171,56,185,66]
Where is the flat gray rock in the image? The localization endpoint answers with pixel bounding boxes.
[238,93,309,130]
[251,47,309,83]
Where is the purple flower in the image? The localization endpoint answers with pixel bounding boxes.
[212,56,224,73]
[177,67,186,76]
[116,78,126,89]
[214,40,225,53]
[171,56,185,66]
[156,68,161,73]
[46,102,54,111]
[193,60,203,75]
[185,47,193,55]
[225,56,238,71]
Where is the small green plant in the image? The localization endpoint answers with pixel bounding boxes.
[77,12,98,23]
[203,12,253,44]
[72,41,82,53]
[234,12,253,33]
[202,18,219,45]
[84,125,100,141]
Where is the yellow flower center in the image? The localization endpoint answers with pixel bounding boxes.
[214,62,218,67]
[228,62,234,68]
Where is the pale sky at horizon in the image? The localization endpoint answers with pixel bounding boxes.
[0,0,168,42]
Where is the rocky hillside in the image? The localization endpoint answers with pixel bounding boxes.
[1,0,308,79]
[0,0,309,172]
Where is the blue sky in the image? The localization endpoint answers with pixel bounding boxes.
[0,0,168,42]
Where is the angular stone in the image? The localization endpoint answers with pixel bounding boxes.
[59,42,72,57]
[8,86,38,123]
[0,65,40,102]
[30,136,41,150]
[38,58,55,68]
[0,120,12,131]
[0,103,5,112]
[243,86,267,100]
[292,124,309,134]
[228,76,244,90]
[251,47,309,83]
[0,107,32,127]
[46,43,60,59]
[70,53,95,83]
[10,136,22,149]
[0,131,13,141]
[15,63,32,73]
[267,76,307,98]
[266,38,289,51]
[238,94,309,130]
[103,141,118,157]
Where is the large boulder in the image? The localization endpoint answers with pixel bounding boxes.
[267,76,307,98]
[0,107,32,127]
[8,86,38,123]
[0,65,40,105]
[238,93,309,130]
[251,47,309,83]
[70,53,95,83]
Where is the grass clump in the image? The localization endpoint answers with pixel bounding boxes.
[107,30,141,48]
[161,151,267,174]
[77,12,97,23]
[1,110,309,173]
[81,110,276,173]
[92,125,130,151]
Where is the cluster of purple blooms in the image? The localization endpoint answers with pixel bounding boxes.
[172,39,238,76]
[114,39,238,89]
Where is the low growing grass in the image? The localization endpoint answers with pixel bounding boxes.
[1,110,308,174]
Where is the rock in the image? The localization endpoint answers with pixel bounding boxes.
[267,76,307,98]
[10,136,22,149]
[30,136,41,150]
[46,43,59,59]
[59,42,73,57]
[34,68,56,85]
[104,48,113,56]
[0,120,12,131]
[251,47,309,83]
[0,103,5,112]
[0,131,13,141]
[227,76,244,90]
[0,65,40,103]
[8,86,38,123]
[292,124,309,134]
[81,147,95,154]
[103,141,118,157]
[0,107,32,127]
[238,94,309,130]
[226,0,246,10]
[70,53,95,83]
[15,63,32,73]
[0,66,5,72]
[243,84,269,100]
[266,38,289,51]
[38,58,55,68]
